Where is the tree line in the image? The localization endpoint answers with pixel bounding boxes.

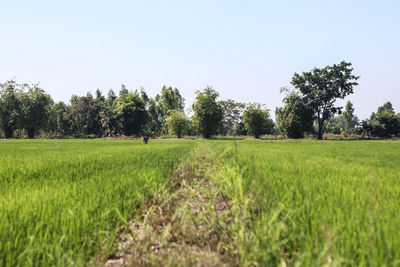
[1,61,399,139]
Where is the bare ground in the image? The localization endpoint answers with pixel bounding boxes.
[103,148,237,266]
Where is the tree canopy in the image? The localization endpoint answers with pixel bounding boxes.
[243,104,273,138]
[192,87,223,138]
[0,80,21,138]
[342,101,357,134]
[291,61,359,139]
[219,99,245,136]
[360,102,400,138]
[165,110,189,138]
[20,84,53,138]
[115,89,148,137]
[275,90,314,138]
[8,61,400,140]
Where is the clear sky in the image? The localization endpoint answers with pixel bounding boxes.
[1,0,399,119]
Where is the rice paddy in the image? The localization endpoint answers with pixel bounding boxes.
[1,139,399,266]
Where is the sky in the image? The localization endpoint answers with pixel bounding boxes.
[0,0,399,119]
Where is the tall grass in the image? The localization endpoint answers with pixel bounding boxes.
[0,139,194,266]
[214,140,400,266]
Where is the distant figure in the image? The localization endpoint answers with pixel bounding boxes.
[143,136,149,144]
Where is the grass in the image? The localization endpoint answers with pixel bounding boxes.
[108,143,236,266]
[212,140,400,266]
[0,139,194,266]
[1,139,400,266]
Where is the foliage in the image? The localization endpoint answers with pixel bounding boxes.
[47,101,71,137]
[325,114,358,135]
[65,93,104,137]
[218,99,245,135]
[342,100,356,133]
[115,89,148,137]
[291,61,359,139]
[0,80,53,138]
[242,103,273,138]
[143,97,163,136]
[106,89,117,105]
[19,84,53,138]
[192,87,223,138]
[99,97,121,137]
[275,90,314,138]
[3,67,400,141]
[159,85,185,115]
[360,102,400,138]
[0,80,192,139]
[0,80,22,138]
[325,115,345,134]
[165,110,189,138]
[235,121,248,136]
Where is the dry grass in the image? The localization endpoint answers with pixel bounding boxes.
[104,145,237,267]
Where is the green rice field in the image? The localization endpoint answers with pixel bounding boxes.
[1,139,400,266]
[0,140,194,266]
[214,140,400,266]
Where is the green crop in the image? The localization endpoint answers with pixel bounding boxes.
[213,140,400,266]
[0,139,194,266]
[1,139,400,266]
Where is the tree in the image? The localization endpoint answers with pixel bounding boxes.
[192,87,223,138]
[106,89,117,105]
[151,86,185,135]
[95,89,105,103]
[119,84,129,97]
[359,102,400,138]
[65,93,104,137]
[165,110,189,138]
[48,101,71,137]
[20,84,53,138]
[145,97,164,136]
[342,100,356,133]
[361,102,400,138]
[98,89,121,137]
[185,119,196,136]
[243,104,274,138]
[235,121,248,136]
[115,90,148,136]
[325,115,346,134]
[275,90,314,138]
[160,86,185,115]
[0,80,21,138]
[325,113,358,135]
[291,61,359,139]
[376,102,400,137]
[218,99,245,135]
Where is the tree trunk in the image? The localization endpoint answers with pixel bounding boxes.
[317,130,323,140]
[317,118,323,140]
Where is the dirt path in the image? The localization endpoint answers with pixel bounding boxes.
[104,145,237,266]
